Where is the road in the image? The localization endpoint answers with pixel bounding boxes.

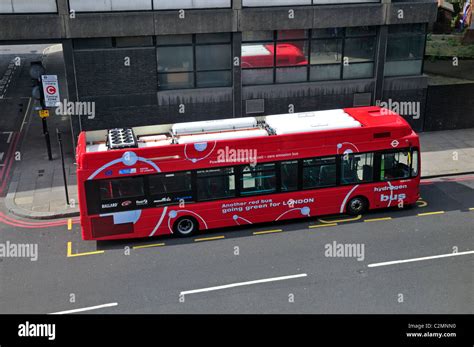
[0,45,47,196]
[0,174,473,314]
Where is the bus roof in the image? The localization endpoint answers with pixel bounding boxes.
[81,106,411,154]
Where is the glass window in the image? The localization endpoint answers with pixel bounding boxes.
[310,64,341,81]
[156,35,193,45]
[242,43,275,68]
[242,31,274,42]
[310,39,342,65]
[343,62,374,79]
[157,34,233,90]
[384,60,423,77]
[346,26,376,37]
[276,67,308,83]
[240,163,277,196]
[411,150,419,177]
[196,33,231,44]
[242,68,274,86]
[277,30,308,40]
[312,28,343,39]
[197,168,236,201]
[196,71,232,88]
[73,38,113,50]
[157,46,194,72]
[196,44,232,71]
[341,153,374,184]
[303,157,337,189]
[381,151,411,181]
[276,42,309,67]
[281,161,298,192]
[158,72,194,90]
[99,177,144,200]
[385,24,426,77]
[344,37,375,63]
[115,36,153,48]
[387,36,425,61]
[149,172,193,204]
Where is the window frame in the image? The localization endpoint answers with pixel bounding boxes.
[157,33,233,90]
[242,26,378,85]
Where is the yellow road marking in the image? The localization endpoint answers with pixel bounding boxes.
[133,243,166,250]
[67,242,104,258]
[253,229,283,235]
[417,211,445,217]
[318,215,362,224]
[416,200,428,208]
[364,217,392,223]
[194,236,225,242]
[309,223,338,229]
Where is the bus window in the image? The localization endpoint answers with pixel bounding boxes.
[411,149,419,177]
[303,157,336,189]
[281,161,298,192]
[380,150,411,181]
[99,177,144,201]
[197,168,236,201]
[341,153,373,184]
[241,163,277,196]
[149,171,193,204]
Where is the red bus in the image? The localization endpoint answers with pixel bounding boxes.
[76,106,420,241]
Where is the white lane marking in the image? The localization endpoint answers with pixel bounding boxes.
[20,97,32,133]
[49,302,118,315]
[3,132,13,143]
[0,152,4,163]
[368,250,474,268]
[180,273,308,296]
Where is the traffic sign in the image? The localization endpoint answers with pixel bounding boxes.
[41,75,60,107]
[39,110,50,119]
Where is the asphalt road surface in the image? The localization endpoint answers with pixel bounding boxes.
[0,174,473,314]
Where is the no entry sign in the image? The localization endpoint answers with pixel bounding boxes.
[41,75,60,107]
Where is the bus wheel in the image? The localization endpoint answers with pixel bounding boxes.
[173,216,198,237]
[346,196,368,215]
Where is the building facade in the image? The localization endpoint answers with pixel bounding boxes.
[0,0,437,142]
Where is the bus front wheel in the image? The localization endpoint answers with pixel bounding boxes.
[173,216,198,237]
[346,196,368,216]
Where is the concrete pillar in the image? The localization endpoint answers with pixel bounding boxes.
[374,25,388,104]
[56,0,69,15]
[233,32,242,118]
[61,39,81,151]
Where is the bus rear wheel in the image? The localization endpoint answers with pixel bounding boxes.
[173,216,198,237]
[346,196,368,215]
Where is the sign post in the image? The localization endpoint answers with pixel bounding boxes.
[39,75,59,161]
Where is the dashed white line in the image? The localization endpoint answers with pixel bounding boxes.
[180,273,308,296]
[49,302,118,315]
[368,250,474,268]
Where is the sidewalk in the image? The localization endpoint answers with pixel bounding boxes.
[4,45,79,219]
[419,129,474,176]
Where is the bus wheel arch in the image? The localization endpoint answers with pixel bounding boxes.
[346,196,369,215]
[173,216,199,237]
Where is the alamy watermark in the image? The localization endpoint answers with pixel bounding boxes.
[55,99,95,119]
[376,99,420,120]
[216,146,257,166]
[324,241,365,261]
[0,241,38,261]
